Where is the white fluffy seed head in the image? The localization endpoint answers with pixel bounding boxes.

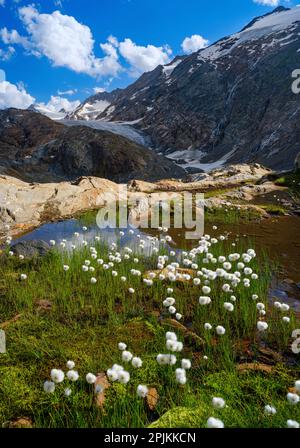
[86,373,96,384]
[257,321,268,332]
[137,384,148,398]
[181,359,191,370]
[122,351,133,362]
[287,393,300,405]
[287,419,299,428]
[212,397,226,409]
[66,360,75,370]
[44,381,55,393]
[67,370,79,382]
[132,357,143,368]
[50,369,65,383]
[264,405,276,415]
[207,417,224,428]
[216,325,226,335]
[118,342,127,351]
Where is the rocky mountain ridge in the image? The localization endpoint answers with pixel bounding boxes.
[0,108,184,183]
[68,6,300,171]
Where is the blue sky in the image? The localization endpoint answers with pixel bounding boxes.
[0,0,297,111]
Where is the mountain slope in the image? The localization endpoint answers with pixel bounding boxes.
[74,6,300,170]
[0,109,184,183]
[67,89,123,121]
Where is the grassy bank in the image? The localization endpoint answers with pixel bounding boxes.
[0,228,299,428]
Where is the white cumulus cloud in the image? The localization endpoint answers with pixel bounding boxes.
[0,79,35,109]
[0,6,175,80]
[118,38,172,75]
[181,34,209,54]
[36,95,80,113]
[253,0,280,6]
[57,89,77,96]
[1,5,122,78]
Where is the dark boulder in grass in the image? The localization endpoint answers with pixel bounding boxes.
[11,240,50,259]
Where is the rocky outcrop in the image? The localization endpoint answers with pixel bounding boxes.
[128,164,272,193]
[11,240,51,258]
[0,163,291,239]
[0,109,184,183]
[0,175,119,238]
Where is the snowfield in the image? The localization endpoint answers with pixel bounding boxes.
[198,6,300,62]
[62,119,147,147]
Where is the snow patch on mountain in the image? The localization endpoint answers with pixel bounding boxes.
[163,59,182,77]
[72,100,111,120]
[62,119,147,146]
[29,104,66,120]
[166,148,236,172]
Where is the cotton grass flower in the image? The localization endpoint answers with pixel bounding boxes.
[20,274,27,281]
[216,326,226,335]
[295,380,300,392]
[202,286,211,294]
[224,302,234,312]
[90,277,97,284]
[257,321,268,332]
[64,388,72,397]
[44,381,55,393]
[166,332,177,341]
[256,303,265,311]
[264,405,276,415]
[212,397,226,409]
[66,370,79,381]
[137,385,148,398]
[66,360,75,370]
[118,342,127,351]
[181,359,191,370]
[199,296,211,305]
[86,373,97,384]
[122,351,133,362]
[207,417,224,428]
[175,368,187,385]
[156,354,177,365]
[118,370,130,384]
[163,297,175,307]
[287,393,300,405]
[287,419,300,428]
[204,323,212,330]
[107,369,119,382]
[168,306,176,314]
[132,357,143,368]
[50,369,65,383]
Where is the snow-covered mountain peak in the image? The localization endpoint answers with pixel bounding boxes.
[198,6,300,62]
